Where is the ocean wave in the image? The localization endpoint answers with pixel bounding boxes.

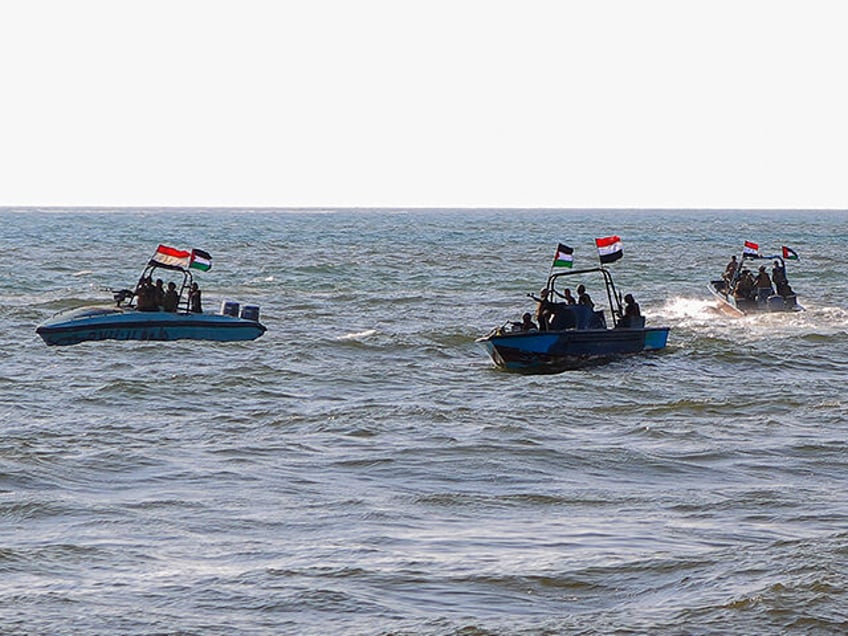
[4,208,848,634]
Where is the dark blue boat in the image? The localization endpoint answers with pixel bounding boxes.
[476,266,669,372]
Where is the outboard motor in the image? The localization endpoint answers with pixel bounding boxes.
[240,305,260,322]
[766,295,781,310]
[221,300,240,317]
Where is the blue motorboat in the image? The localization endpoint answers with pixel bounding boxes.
[36,244,267,346]
[36,305,267,346]
[476,266,669,372]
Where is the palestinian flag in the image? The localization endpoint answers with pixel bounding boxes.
[151,244,190,270]
[743,241,759,257]
[782,246,799,260]
[552,243,574,268]
[595,235,623,263]
[190,248,212,272]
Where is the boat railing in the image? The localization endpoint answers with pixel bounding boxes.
[134,262,194,312]
[545,266,624,328]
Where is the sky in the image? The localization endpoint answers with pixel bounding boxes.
[1,0,846,209]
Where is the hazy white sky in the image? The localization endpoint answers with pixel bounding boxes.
[1,0,846,208]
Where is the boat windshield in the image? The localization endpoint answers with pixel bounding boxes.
[64,307,123,320]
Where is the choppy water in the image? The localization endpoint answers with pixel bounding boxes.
[2,208,847,635]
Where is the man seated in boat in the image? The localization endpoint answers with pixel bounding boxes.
[618,293,644,328]
[509,312,538,333]
[733,269,755,301]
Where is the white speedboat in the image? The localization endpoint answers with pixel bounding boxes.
[709,247,802,316]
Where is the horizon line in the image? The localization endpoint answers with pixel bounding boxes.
[2,205,847,212]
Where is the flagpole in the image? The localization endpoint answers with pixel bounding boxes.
[545,243,574,287]
[547,246,558,289]
[137,246,159,288]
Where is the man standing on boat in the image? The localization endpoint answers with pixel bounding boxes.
[754,265,774,304]
[772,260,794,298]
[189,282,203,313]
[577,284,594,310]
[529,288,554,331]
[723,255,738,282]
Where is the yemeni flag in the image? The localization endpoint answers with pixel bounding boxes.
[151,244,191,270]
[595,235,623,264]
[743,241,759,257]
[782,245,799,260]
[552,243,574,268]
[190,248,212,271]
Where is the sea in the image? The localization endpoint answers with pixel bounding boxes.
[1,208,847,635]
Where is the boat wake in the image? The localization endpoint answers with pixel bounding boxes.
[659,297,723,323]
[659,297,848,329]
[806,305,848,327]
[658,295,848,349]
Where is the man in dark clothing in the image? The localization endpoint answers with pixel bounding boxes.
[188,282,202,313]
[624,293,641,319]
[577,284,594,310]
[162,282,179,312]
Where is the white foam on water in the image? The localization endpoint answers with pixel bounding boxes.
[660,296,721,321]
[656,296,848,336]
[806,304,848,328]
[337,329,377,341]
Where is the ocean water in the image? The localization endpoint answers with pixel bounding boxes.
[1,207,847,635]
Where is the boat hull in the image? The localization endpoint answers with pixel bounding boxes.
[707,281,803,316]
[36,306,267,346]
[476,327,670,372]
